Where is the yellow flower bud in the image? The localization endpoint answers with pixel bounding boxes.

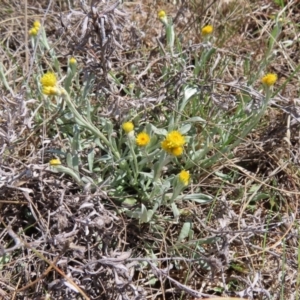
[33,20,41,29]
[158,10,168,25]
[69,57,77,65]
[29,27,38,36]
[179,170,190,186]
[201,25,213,36]
[158,10,166,19]
[122,122,134,133]
[49,158,61,166]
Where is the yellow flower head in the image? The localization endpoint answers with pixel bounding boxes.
[136,132,150,147]
[158,10,166,19]
[29,21,41,36]
[161,131,185,156]
[170,146,183,157]
[201,25,213,36]
[161,139,171,153]
[122,122,134,133]
[42,86,61,96]
[179,170,190,186]
[165,131,185,148]
[158,10,168,25]
[49,158,61,166]
[29,27,39,36]
[261,73,277,86]
[69,57,77,65]
[40,72,57,87]
[33,20,41,29]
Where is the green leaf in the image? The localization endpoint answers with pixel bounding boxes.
[214,171,232,181]
[122,198,137,207]
[177,222,191,242]
[144,277,158,286]
[183,86,198,101]
[268,17,281,51]
[179,124,191,134]
[150,124,168,136]
[0,254,10,270]
[171,202,180,221]
[50,165,82,185]
[180,193,213,203]
[185,116,206,123]
[252,193,269,202]
[140,204,148,223]
[249,184,261,193]
[81,176,96,185]
[230,262,247,273]
[66,152,73,168]
[87,149,95,172]
[139,171,154,179]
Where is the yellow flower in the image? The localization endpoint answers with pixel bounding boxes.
[122,122,134,133]
[49,158,61,166]
[33,20,41,29]
[42,86,61,96]
[179,170,190,186]
[69,57,77,65]
[161,130,185,156]
[29,27,38,36]
[158,10,166,19]
[29,21,41,36]
[40,71,62,96]
[161,139,171,153]
[165,131,185,148]
[158,10,168,25]
[261,73,277,86]
[136,132,150,147]
[201,25,213,36]
[170,146,183,157]
[40,72,57,87]
[161,131,186,156]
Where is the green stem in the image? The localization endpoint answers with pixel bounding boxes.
[62,88,120,159]
[200,89,272,169]
[153,152,169,182]
[128,140,139,184]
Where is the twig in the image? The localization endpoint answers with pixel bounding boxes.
[148,260,214,299]
[0,221,90,300]
[15,241,69,293]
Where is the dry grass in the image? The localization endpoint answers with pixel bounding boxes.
[1,0,300,299]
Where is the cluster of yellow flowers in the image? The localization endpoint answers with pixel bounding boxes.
[29,20,41,36]
[122,124,186,157]
[122,122,151,147]
[158,10,213,39]
[161,131,185,157]
[40,71,60,95]
[122,123,190,185]
[43,11,277,192]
